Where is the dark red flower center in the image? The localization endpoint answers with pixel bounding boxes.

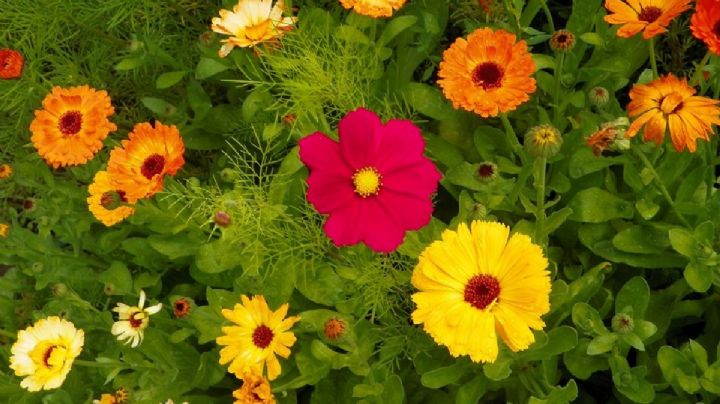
[472,62,504,90]
[252,325,274,348]
[58,111,83,135]
[464,274,501,310]
[141,154,165,179]
[174,299,191,317]
[100,190,127,210]
[129,310,145,329]
[477,163,496,179]
[638,6,662,23]
[714,21,720,37]
[43,345,58,367]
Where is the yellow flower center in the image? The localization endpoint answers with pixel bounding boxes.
[352,167,382,197]
[128,309,147,330]
[30,342,67,370]
[660,92,684,115]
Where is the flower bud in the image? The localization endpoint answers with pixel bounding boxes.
[323,317,347,340]
[525,124,563,158]
[173,298,192,318]
[611,313,634,335]
[476,162,498,182]
[589,86,610,107]
[52,283,68,297]
[220,168,240,183]
[550,29,576,53]
[214,211,232,227]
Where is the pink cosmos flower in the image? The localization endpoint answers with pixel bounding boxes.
[299,108,441,253]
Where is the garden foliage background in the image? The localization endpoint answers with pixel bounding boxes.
[1,0,720,403]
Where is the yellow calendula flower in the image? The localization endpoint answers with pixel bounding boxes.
[411,221,551,363]
[339,0,407,18]
[211,0,296,57]
[0,223,8,238]
[233,373,276,404]
[111,290,162,348]
[0,164,12,179]
[9,316,85,392]
[216,295,300,381]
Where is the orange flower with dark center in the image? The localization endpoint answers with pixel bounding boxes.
[626,74,720,152]
[30,86,117,168]
[87,171,135,227]
[550,29,576,52]
[0,49,24,79]
[603,0,692,39]
[0,164,12,179]
[691,0,720,56]
[438,28,536,118]
[107,121,185,202]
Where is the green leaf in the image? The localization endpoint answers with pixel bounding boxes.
[658,346,697,390]
[634,320,657,340]
[483,356,513,381]
[572,302,608,336]
[532,54,555,70]
[609,355,656,403]
[456,375,487,404]
[404,83,455,120]
[523,326,578,360]
[445,162,483,191]
[196,57,229,80]
[187,80,212,120]
[669,228,697,257]
[528,380,578,404]
[420,362,467,388]
[148,234,200,260]
[689,340,709,371]
[586,333,617,355]
[579,32,604,47]
[141,97,176,117]
[543,208,573,236]
[156,70,187,89]
[377,15,418,47]
[564,338,608,379]
[195,240,244,273]
[98,261,133,295]
[684,261,713,292]
[381,375,404,404]
[568,188,634,222]
[621,332,645,351]
[336,25,371,44]
[615,276,650,318]
[694,221,715,244]
[115,57,144,71]
[612,226,670,255]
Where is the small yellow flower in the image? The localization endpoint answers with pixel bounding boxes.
[233,373,276,404]
[411,221,551,363]
[0,223,8,238]
[9,316,85,392]
[93,394,117,404]
[211,0,296,57]
[111,290,162,348]
[217,295,300,380]
[0,164,12,179]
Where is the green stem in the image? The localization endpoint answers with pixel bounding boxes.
[539,0,555,33]
[500,113,526,164]
[690,51,712,87]
[73,360,121,368]
[648,38,659,79]
[553,53,565,125]
[633,148,691,228]
[534,157,547,247]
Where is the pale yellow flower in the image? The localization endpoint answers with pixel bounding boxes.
[9,316,84,392]
[211,0,296,57]
[111,290,162,347]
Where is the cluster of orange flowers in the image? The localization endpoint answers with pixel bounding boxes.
[434,0,720,154]
[28,86,185,226]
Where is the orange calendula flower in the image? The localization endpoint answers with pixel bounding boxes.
[0,223,8,238]
[0,49,24,79]
[339,0,407,18]
[233,373,276,404]
[107,121,185,202]
[603,0,692,39]
[30,86,117,169]
[626,74,720,152]
[211,0,296,57]
[0,164,12,179]
[87,171,135,227]
[691,0,720,56]
[438,28,536,118]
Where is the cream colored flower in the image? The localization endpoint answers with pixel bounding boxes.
[111,290,162,347]
[211,0,296,57]
[9,316,85,392]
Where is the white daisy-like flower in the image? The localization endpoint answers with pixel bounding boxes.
[111,290,162,348]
